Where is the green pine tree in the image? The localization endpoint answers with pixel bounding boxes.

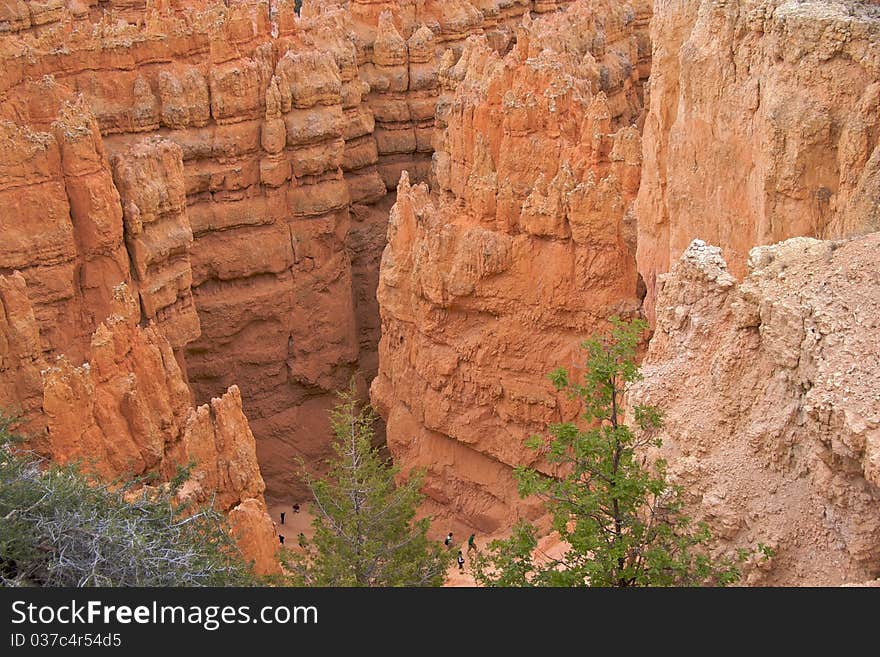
[286,383,452,586]
[472,317,770,587]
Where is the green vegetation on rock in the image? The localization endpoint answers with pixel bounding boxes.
[285,383,452,586]
[0,415,258,587]
[472,318,770,587]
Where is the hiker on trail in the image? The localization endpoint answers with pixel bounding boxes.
[298,532,307,548]
[279,534,285,545]
[457,551,465,572]
[444,532,453,547]
[280,511,286,525]
[468,533,476,552]
[293,503,301,514]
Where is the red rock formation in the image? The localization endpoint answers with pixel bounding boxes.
[0,273,46,436]
[0,278,279,573]
[0,1,380,499]
[371,0,646,532]
[39,285,192,480]
[0,78,131,365]
[636,0,880,319]
[328,1,585,192]
[111,137,200,351]
[3,0,559,513]
[0,0,76,31]
[9,0,877,590]
[359,9,437,188]
[0,3,297,569]
[329,3,591,368]
[630,234,880,585]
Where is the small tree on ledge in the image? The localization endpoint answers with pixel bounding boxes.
[472,317,767,587]
[286,382,452,586]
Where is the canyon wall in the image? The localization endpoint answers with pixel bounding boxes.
[0,70,278,570]
[370,0,880,587]
[4,0,878,587]
[0,77,134,367]
[625,0,880,585]
[630,235,880,585]
[0,1,379,502]
[331,1,603,384]
[636,0,880,318]
[340,0,583,191]
[371,0,648,533]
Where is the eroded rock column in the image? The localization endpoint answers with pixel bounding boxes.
[372,0,647,532]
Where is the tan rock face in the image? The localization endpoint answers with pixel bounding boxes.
[630,235,880,585]
[371,0,648,532]
[636,0,880,319]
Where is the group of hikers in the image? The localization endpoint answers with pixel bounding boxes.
[274,503,302,547]
[445,531,477,573]
[275,504,480,575]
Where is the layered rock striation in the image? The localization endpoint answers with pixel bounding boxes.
[6,0,878,588]
[0,78,133,366]
[2,0,593,504]
[2,0,599,528]
[329,1,600,191]
[0,1,379,500]
[630,235,880,585]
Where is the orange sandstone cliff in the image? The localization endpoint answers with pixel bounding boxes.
[1,0,594,503]
[371,0,649,532]
[0,1,384,503]
[0,276,279,574]
[4,0,878,587]
[1,0,600,569]
[371,0,880,586]
[338,0,584,189]
[0,71,277,570]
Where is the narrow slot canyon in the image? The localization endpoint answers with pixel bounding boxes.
[1,0,878,586]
